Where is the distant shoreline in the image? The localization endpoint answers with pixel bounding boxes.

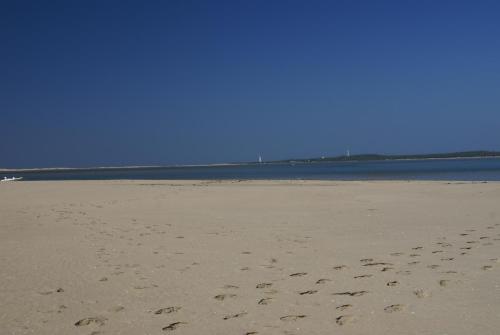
[1,151,499,173]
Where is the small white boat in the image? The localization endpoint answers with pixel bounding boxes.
[1,176,23,182]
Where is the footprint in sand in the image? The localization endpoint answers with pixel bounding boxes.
[408,261,420,265]
[333,290,368,297]
[384,304,405,313]
[386,281,399,287]
[414,289,431,298]
[432,250,443,254]
[290,272,307,277]
[214,294,236,301]
[74,316,107,327]
[354,274,373,279]
[316,278,332,284]
[162,322,187,331]
[363,262,393,267]
[40,288,64,295]
[258,298,272,305]
[223,312,247,320]
[333,265,348,270]
[336,315,355,326]
[440,257,454,261]
[336,304,352,311]
[155,307,181,314]
[256,283,272,289]
[412,246,423,250]
[280,315,306,321]
[409,254,421,257]
[390,252,404,256]
[360,258,374,263]
[299,290,318,295]
[482,265,493,271]
[439,279,450,287]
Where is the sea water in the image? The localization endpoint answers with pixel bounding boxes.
[5,158,500,181]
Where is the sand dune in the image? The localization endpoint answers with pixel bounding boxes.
[1,180,500,334]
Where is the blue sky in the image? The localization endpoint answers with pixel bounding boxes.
[1,1,499,168]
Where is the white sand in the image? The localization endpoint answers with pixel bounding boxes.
[1,180,500,334]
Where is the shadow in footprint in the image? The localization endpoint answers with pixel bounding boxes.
[336,304,352,311]
[223,312,247,320]
[336,315,355,326]
[299,290,317,295]
[363,262,392,267]
[439,279,450,287]
[162,322,187,331]
[354,274,373,279]
[333,291,368,297]
[290,272,307,277]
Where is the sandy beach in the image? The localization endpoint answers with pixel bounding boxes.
[1,180,500,335]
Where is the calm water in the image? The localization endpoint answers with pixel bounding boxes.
[4,158,500,181]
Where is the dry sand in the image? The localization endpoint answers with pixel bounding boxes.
[1,180,500,335]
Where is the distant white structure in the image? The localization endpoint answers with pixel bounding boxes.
[1,176,23,182]
[258,155,263,163]
[346,149,350,157]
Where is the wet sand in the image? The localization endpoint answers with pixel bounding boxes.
[1,180,500,334]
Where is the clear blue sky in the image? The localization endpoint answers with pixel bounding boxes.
[1,1,499,168]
